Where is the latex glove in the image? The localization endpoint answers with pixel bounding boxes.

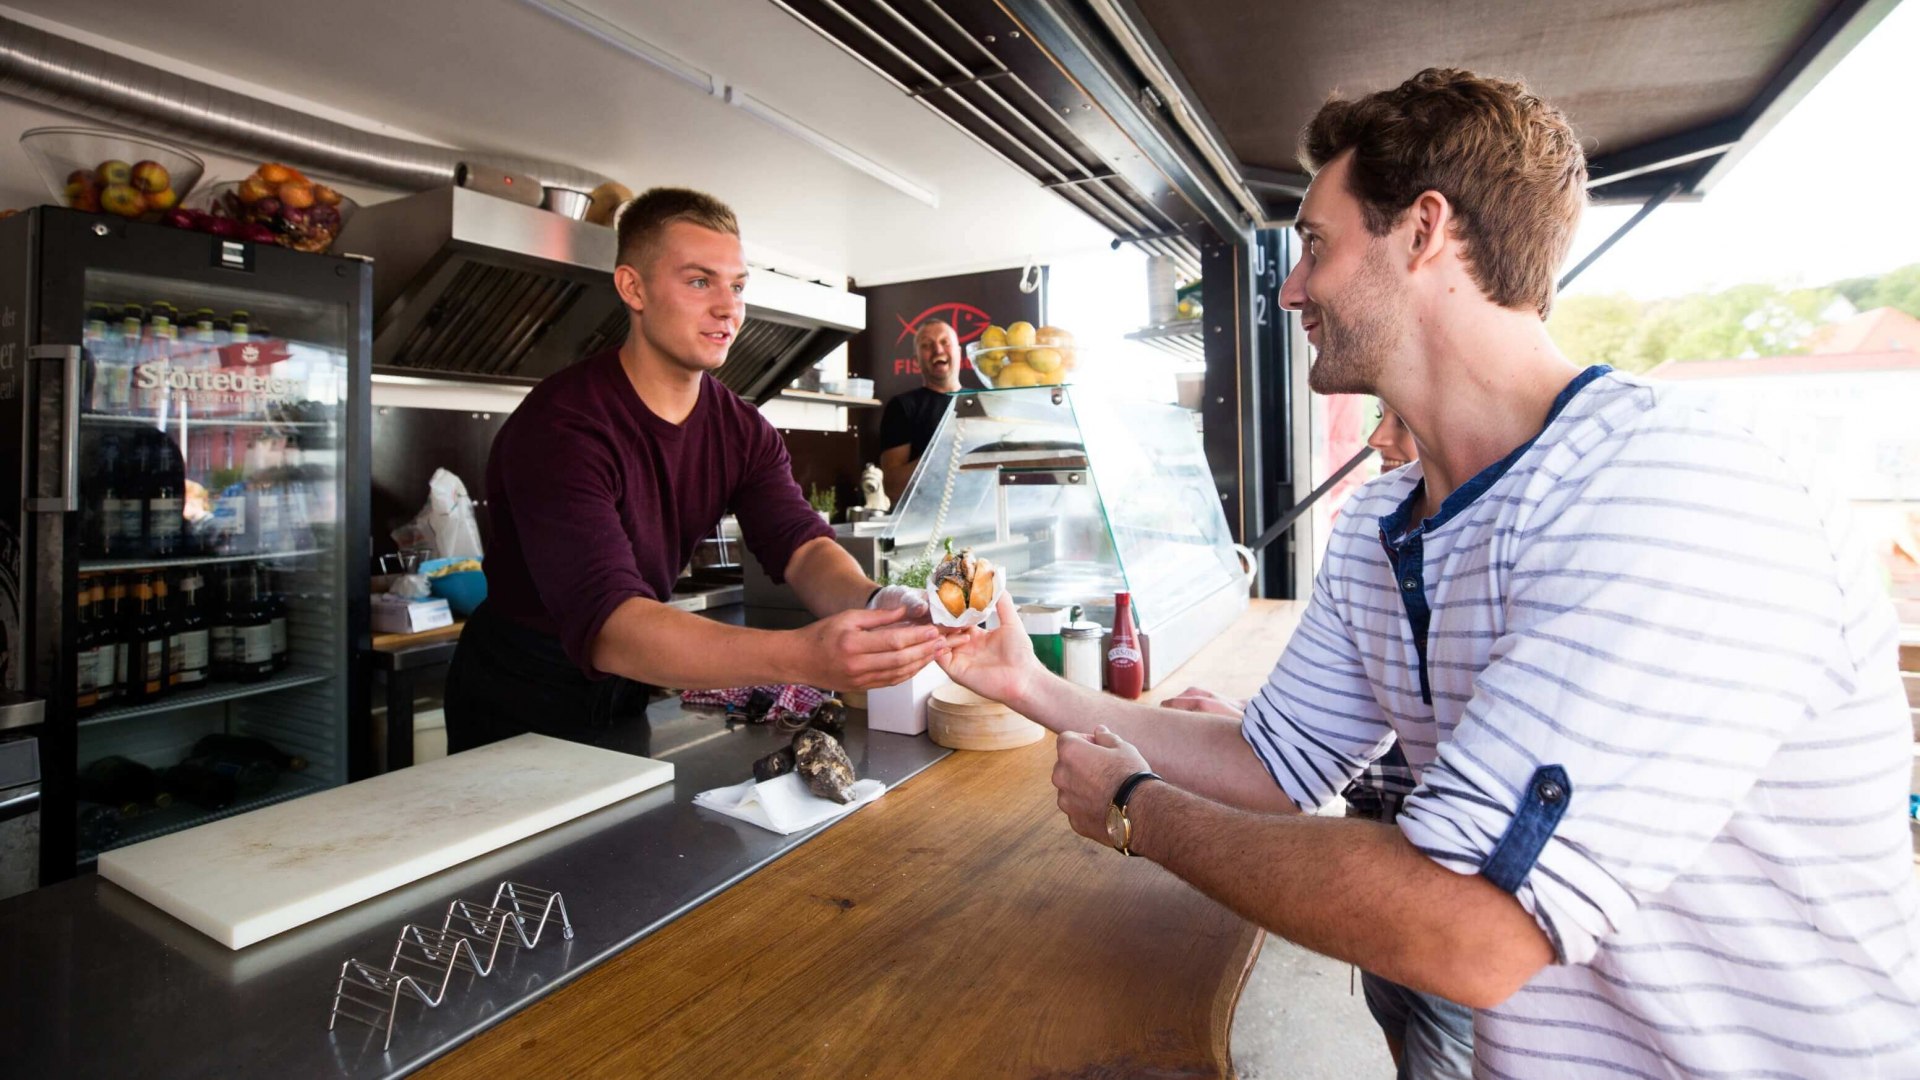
[866,584,930,623]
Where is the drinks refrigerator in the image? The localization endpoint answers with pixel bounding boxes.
[0,207,370,884]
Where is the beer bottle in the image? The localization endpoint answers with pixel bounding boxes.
[210,568,237,681]
[95,436,141,558]
[266,570,289,671]
[173,573,211,687]
[72,574,101,715]
[233,568,275,681]
[145,434,186,559]
[125,574,170,703]
[89,577,119,707]
[108,304,143,412]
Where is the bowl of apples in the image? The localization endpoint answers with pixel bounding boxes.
[20,127,205,222]
[190,164,355,253]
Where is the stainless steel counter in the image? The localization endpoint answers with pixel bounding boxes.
[0,700,948,1078]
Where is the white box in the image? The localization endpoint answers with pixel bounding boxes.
[865,662,949,736]
[371,594,453,634]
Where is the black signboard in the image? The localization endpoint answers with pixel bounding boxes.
[846,267,1045,461]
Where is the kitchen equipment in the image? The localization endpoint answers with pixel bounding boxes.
[540,186,593,219]
[98,733,670,948]
[0,208,371,884]
[454,163,543,207]
[885,387,1250,689]
[926,684,1043,751]
[333,186,864,393]
[330,880,572,1050]
[0,734,42,901]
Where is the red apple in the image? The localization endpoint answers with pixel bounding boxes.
[69,187,101,213]
[99,184,145,218]
[130,160,172,194]
[96,160,132,187]
[145,187,179,212]
[65,168,94,186]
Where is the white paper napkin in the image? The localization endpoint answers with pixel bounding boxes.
[693,772,887,836]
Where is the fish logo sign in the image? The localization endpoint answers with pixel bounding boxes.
[895,302,992,345]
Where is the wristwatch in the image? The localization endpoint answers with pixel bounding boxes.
[1105,770,1163,856]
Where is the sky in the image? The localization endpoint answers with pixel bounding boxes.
[1559,0,1919,300]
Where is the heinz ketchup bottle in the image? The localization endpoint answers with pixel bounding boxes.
[1106,591,1144,699]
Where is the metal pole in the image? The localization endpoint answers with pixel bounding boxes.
[1557,182,1683,293]
[1249,445,1376,555]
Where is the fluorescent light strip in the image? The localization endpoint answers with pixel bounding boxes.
[521,0,938,209]
[521,0,717,94]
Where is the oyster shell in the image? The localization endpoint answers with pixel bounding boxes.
[792,729,857,804]
[753,745,797,783]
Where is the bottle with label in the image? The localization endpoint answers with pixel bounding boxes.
[144,433,186,559]
[173,573,211,687]
[233,568,276,682]
[209,567,237,682]
[72,575,101,715]
[193,733,307,773]
[125,574,170,703]
[266,571,289,671]
[82,303,116,413]
[134,301,178,414]
[106,575,131,700]
[94,436,142,559]
[1105,591,1144,700]
[88,578,119,707]
[210,431,249,554]
[107,304,143,412]
[155,574,180,688]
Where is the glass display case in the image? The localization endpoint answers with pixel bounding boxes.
[886,386,1251,688]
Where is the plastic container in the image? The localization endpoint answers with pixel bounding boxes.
[21,127,205,221]
[420,557,487,617]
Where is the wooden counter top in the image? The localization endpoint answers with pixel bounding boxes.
[423,599,1307,1080]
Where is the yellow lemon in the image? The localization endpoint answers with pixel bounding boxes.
[1026,347,1064,373]
[979,325,1007,349]
[995,362,1042,388]
[1006,321,1037,348]
[976,349,1008,377]
[1036,325,1074,348]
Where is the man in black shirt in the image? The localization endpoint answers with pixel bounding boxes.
[877,318,962,501]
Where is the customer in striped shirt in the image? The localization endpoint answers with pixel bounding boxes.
[941,67,1920,1078]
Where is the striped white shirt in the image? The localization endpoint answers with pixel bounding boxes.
[1244,369,1920,1078]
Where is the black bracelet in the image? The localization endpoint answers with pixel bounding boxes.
[865,586,884,608]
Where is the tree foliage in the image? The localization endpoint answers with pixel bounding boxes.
[1547,262,1920,373]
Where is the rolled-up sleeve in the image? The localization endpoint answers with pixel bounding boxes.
[1397,432,1852,964]
[497,409,654,675]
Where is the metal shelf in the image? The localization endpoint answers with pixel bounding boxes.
[78,667,333,727]
[80,547,331,574]
[81,412,332,429]
[79,771,330,863]
[1124,319,1205,362]
[778,389,883,408]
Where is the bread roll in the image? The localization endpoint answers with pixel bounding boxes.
[938,579,968,618]
[969,562,996,611]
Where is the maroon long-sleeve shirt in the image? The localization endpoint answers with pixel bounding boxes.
[483,348,833,676]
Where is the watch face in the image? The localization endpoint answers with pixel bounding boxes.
[1106,803,1126,850]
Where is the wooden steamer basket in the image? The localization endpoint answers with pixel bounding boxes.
[926,684,1044,751]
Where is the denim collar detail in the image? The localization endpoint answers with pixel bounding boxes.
[1378,365,1611,543]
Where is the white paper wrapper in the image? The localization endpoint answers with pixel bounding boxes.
[926,566,1006,629]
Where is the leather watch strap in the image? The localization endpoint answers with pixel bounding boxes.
[1112,770,1162,812]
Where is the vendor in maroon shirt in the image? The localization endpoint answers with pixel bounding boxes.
[445,188,940,752]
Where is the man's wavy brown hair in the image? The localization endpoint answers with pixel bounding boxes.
[1300,68,1587,318]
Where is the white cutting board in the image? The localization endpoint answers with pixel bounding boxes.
[98,734,673,949]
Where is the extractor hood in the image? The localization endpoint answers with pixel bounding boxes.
[334,187,865,401]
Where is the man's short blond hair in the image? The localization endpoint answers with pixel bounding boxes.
[616,187,740,272]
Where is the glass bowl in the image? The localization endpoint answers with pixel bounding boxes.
[966,339,1077,388]
[20,126,205,221]
[192,179,358,253]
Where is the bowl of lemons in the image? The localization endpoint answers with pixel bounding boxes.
[967,321,1077,388]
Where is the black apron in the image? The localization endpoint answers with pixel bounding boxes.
[443,602,653,754]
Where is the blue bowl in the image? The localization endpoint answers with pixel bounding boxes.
[420,557,487,617]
